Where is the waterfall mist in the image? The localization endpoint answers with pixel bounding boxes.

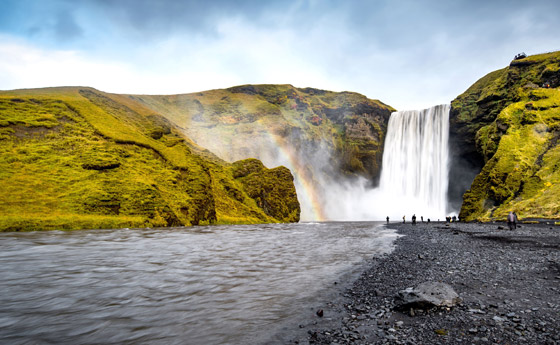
[179,105,451,222]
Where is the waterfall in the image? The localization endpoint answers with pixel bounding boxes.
[377,104,450,219]
[322,104,450,221]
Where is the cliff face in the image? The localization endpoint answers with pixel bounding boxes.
[0,87,300,231]
[132,85,394,181]
[131,85,394,219]
[450,51,560,221]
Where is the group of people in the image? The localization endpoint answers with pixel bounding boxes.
[385,211,520,230]
[386,214,431,225]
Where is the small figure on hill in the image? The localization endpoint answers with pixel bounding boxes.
[403,215,405,224]
[412,214,417,225]
[513,212,519,229]
[452,215,457,222]
[386,216,390,224]
[421,216,424,223]
[507,211,516,230]
[427,218,431,223]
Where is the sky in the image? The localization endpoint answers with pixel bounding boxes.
[0,0,558,110]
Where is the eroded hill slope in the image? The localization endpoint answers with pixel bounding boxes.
[0,87,300,231]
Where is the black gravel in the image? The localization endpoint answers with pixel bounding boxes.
[274,221,560,345]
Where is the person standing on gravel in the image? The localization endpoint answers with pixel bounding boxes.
[507,211,516,230]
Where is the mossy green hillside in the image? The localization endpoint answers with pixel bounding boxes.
[230,158,300,223]
[131,85,395,181]
[0,88,300,231]
[451,51,560,221]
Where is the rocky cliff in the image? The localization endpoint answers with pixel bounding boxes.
[130,85,394,220]
[0,87,300,231]
[450,51,560,221]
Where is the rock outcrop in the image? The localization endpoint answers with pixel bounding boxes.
[450,51,560,221]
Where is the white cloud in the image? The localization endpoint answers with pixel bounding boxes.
[0,18,344,97]
[1,0,559,112]
[0,36,139,92]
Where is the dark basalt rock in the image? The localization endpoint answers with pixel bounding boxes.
[82,162,121,170]
[395,281,460,310]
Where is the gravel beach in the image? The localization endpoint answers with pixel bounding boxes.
[274,221,560,345]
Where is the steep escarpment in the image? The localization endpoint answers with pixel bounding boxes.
[130,85,394,220]
[0,87,300,231]
[132,85,394,182]
[450,51,560,221]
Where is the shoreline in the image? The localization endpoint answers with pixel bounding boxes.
[272,221,560,344]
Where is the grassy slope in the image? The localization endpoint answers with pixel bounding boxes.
[130,85,395,180]
[0,87,299,231]
[452,51,560,221]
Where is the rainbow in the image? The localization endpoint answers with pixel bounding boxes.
[263,131,326,222]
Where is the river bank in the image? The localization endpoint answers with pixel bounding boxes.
[274,221,560,344]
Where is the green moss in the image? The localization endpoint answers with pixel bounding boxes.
[0,87,300,231]
[230,159,300,222]
[457,51,560,221]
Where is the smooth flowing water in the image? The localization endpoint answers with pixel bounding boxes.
[325,105,450,221]
[377,104,450,219]
[0,222,397,345]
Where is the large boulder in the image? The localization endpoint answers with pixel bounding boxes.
[395,281,460,310]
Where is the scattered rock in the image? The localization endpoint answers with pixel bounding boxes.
[395,281,460,310]
[281,222,560,345]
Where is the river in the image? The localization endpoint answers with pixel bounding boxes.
[0,222,398,345]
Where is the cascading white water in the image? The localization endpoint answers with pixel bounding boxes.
[323,104,450,221]
[377,104,450,219]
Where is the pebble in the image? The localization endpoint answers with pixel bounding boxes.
[468,308,485,314]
